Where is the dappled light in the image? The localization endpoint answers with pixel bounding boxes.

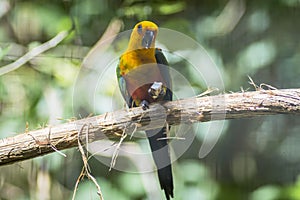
[0,0,300,200]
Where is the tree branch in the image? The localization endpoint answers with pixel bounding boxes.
[0,29,73,76]
[0,88,299,166]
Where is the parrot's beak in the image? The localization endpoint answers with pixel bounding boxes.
[142,30,155,49]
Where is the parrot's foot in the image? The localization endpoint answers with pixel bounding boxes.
[141,100,149,110]
[148,82,166,100]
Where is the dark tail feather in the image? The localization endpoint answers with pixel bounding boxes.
[146,128,174,200]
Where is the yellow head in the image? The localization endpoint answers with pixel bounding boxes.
[127,21,158,51]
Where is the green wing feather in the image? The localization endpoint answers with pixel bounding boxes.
[116,62,132,106]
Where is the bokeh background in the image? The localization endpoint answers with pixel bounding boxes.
[1,0,300,199]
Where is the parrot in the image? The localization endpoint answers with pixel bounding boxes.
[116,21,174,200]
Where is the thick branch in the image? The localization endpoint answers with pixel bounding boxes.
[0,88,300,166]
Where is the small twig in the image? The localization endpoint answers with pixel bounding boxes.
[109,111,144,170]
[129,110,145,140]
[260,83,278,90]
[157,136,186,141]
[109,128,127,171]
[129,123,138,140]
[28,126,66,157]
[248,76,259,90]
[87,142,117,160]
[71,167,85,200]
[196,87,219,97]
[25,122,29,133]
[47,126,66,157]
[73,124,104,200]
[49,144,67,157]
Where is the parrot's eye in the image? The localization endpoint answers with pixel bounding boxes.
[137,24,142,34]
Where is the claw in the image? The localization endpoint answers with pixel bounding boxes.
[141,100,149,110]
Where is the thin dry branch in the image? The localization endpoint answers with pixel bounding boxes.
[0,28,73,76]
[0,88,300,166]
[71,124,103,200]
[81,19,123,69]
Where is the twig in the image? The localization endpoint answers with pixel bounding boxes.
[27,126,66,157]
[109,129,127,171]
[248,76,259,90]
[260,83,278,90]
[196,87,219,97]
[71,166,85,200]
[72,124,104,200]
[129,123,139,140]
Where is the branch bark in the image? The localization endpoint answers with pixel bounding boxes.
[0,88,300,166]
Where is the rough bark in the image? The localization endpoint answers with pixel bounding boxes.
[0,88,299,166]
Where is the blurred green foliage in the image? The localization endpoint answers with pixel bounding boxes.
[0,0,300,200]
